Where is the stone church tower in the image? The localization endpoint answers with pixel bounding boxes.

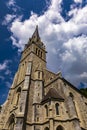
[0,26,87,130]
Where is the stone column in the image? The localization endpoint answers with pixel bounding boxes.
[49,105,54,130]
[49,119,54,130]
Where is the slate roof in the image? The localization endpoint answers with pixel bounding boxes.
[41,88,64,104]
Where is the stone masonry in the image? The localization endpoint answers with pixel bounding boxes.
[0,26,87,130]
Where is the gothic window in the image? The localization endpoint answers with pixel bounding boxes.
[38,50,40,56]
[36,48,38,55]
[55,103,59,115]
[41,51,42,58]
[69,92,78,117]
[15,87,21,106]
[37,117,39,122]
[44,127,49,130]
[45,105,48,117]
[69,92,74,100]
[56,125,64,130]
[38,71,40,79]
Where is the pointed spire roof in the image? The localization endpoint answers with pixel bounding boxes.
[41,88,64,104]
[32,25,40,41]
[25,25,46,51]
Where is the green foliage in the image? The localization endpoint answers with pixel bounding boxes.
[80,88,87,97]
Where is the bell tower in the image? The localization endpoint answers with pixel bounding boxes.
[17,26,47,84]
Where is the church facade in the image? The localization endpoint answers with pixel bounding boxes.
[0,26,87,130]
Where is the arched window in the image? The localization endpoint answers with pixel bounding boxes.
[45,105,48,117]
[8,114,15,130]
[69,92,74,99]
[41,52,42,58]
[55,103,59,115]
[56,125,64,130]
[38,71,40,79]
[38,50,40,56]
[16,87,21,105]
[44,127,49,130]
[37,117,39,122]
[69,92,78,117]
[36,48,38,55]
[14,87,21,106]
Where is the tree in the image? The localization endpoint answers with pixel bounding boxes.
[80,88,87,97]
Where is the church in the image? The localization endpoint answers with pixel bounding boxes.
[0,26,87,130]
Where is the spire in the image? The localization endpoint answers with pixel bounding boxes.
[32,25,40,41]
[26,25,46,51]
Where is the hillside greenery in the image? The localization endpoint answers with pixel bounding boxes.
[80,88,87,97]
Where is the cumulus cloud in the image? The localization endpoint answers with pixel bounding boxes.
[7,0,87,88]
[6,0,21,12]
[0,60,11,72]
[0,61,8,71]
[2,14,16,25]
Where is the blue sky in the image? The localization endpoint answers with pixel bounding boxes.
[0,0,87,104]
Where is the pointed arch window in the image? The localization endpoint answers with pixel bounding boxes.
[41,52,42,58]
[38,50,40,56]
[55,103,59,115]
[45,105,48,117]
[36,48,38,55]
[38,71,40,79]
[69,92,78,117]
[14,87,21,106]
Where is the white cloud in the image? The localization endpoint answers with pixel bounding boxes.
[7,0,87,87]
[7,0,15,7]
[80,72,87,78]
[69,5,87,24]
[0,60,11,71]
[74,0,82,3]
[0,61,7,71]
[2,14,16,25]
[6,0,21,12]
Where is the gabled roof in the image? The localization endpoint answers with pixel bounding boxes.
[41,88,64,104]
[45,76,87,99]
